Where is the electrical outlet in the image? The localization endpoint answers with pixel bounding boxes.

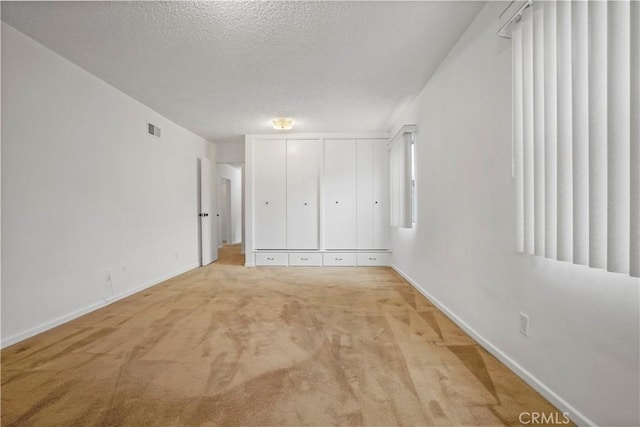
[121,264,127,272]
[519,313,529,337]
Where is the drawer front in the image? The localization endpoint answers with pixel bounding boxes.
[357,253,389,266]
[255,253,288,266]
[323,253,357,266]
[289,253,323,266]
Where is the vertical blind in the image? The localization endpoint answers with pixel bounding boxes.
[512,0,639,277]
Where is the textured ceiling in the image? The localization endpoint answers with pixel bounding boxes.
[1,1,484,143]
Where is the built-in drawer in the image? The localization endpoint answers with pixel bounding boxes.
[255,253,288,266]
[356,252,389,266]
[289,253,323,266]
[323,253,357,266]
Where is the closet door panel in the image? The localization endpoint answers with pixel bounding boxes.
[324,139,357,249]
[287,139,319,249]
[373,139,390,249]
[253,139,287,249]
[357,140,374,249]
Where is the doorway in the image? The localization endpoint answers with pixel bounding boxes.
[220,177,232,245]
[216,163,244,252]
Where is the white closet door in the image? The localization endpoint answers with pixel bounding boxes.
[287,139,319,249]
[254,139,287,249]
[373,139,390,249]
[357,140,374,249]
[324,139,357,249]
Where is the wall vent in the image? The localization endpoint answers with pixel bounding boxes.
[147,123,161,138]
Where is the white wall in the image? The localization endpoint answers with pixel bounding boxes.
[215,141,245,164]
[1,23,216,346]
[217,163,242,246]
[390,3,639,426]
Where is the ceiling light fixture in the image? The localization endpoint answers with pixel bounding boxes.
[272,118,293,130]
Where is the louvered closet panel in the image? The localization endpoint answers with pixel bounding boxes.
[324,139,357,249]
[286,139,319,249]
[253,139,287,249]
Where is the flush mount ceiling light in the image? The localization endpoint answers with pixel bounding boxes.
[272,118,293,130]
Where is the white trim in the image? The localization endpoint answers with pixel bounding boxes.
[246,132,390,141]
[0,263,199,349]
[387,124,418,149]
[390,263,595,427]
[244,135,254,255]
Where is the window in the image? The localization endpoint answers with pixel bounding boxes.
[389,125,417,229]
[510,0,639,277]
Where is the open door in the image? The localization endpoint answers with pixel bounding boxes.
[199,158,218,265]
[220,177,232,245]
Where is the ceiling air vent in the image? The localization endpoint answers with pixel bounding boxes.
[147,123,161,138]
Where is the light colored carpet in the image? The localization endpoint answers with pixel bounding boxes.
[1,245,567,426]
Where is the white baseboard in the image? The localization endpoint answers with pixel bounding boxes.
[1,263,199,349]
[390,264,594,427]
